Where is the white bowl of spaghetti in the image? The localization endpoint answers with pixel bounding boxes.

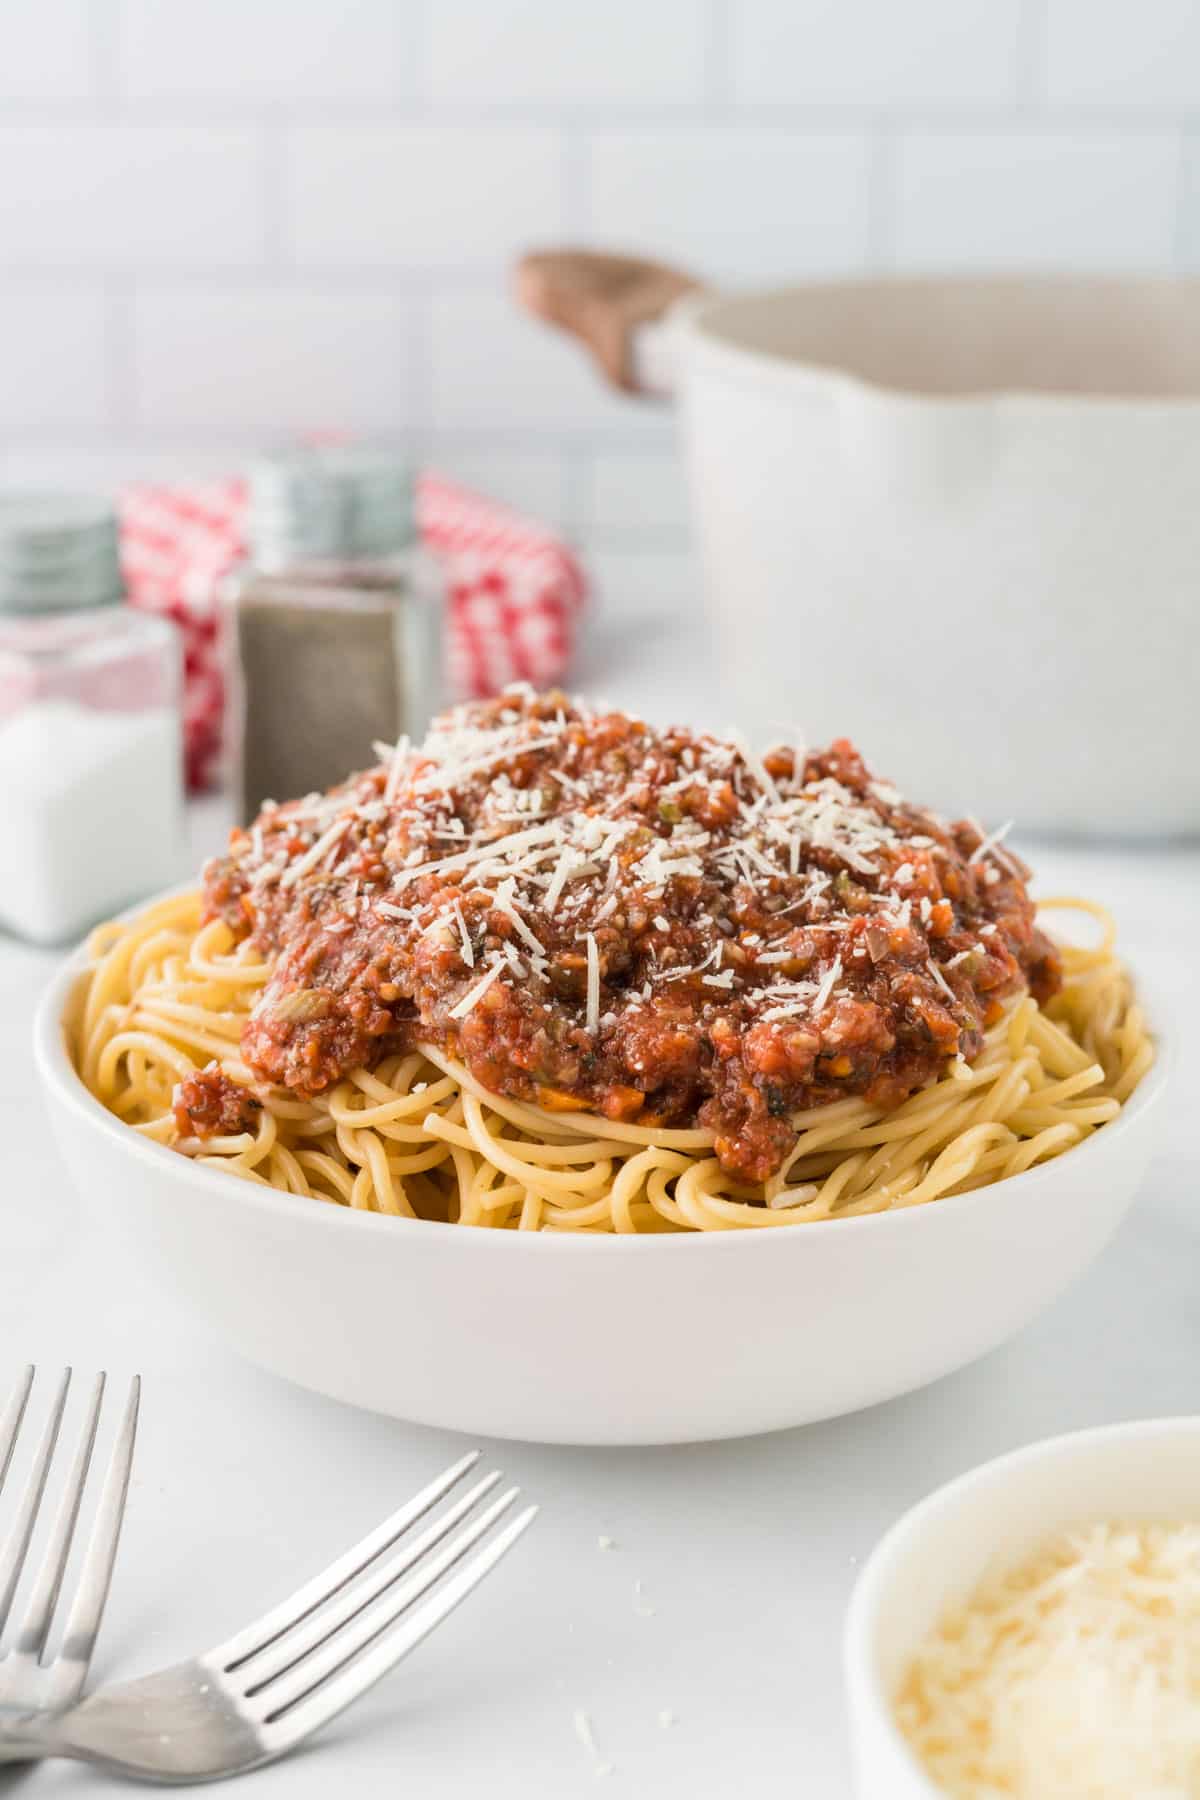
[35,695,1163,1443]
[34,889,1160,1445]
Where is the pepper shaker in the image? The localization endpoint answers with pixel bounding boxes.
[227,449,444,822]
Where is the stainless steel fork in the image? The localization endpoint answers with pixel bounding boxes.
[0,1366,140,1724]
[1,1448,536,1782]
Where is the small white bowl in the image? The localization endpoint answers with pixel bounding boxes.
[35,931,1170,1445]
[844,1417,1200,1798]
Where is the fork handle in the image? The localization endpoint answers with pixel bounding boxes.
[0,1712,57,1762]
[0,1711,175,1777]
[0,1740,46,1763]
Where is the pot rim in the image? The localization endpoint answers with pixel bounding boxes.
[679,273,1200,408]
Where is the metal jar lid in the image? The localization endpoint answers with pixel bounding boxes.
[248,448,412,571]
[0,494,123,614]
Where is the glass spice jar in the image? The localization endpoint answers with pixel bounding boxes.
[226,449,444,823]
[0,495,184,945]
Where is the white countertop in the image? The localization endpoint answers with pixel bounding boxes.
[2,626,1198,1797]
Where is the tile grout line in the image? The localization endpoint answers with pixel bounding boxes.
[1014,0,1050,113]
[866,122,896,270]
[0,97,1197,130]
[705,0,732,108]
[103,273,136,437]
[87,0,120,104]
[258,122,288,270]
[1173,122,1197,269]
[408,287,432,447]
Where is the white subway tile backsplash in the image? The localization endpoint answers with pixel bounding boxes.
[427,0,709,106]
[131,289,412,435]
[585,130,871,284]
[586,547,701,617]
[893,131,1181,269]
[0,0,1195,531]
[0,445,267,492]
[1180,134,1200,269]
[581,547,716,726]
[115,0,412,103]
[731,0,1026,106]
[429,295,671,436]
[0,441,571,530]
[422,447,570,525]
[1045,0,1200,108]
[284,126,564,270]
[584,449,691,537]
[0,127,264,267]
[0,291,109,431]
[0,0,94,100]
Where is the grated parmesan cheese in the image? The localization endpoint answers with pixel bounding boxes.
[897,1520,1200,1799]
[727,729,781,805]
[279,815,349,889]
[632,1578,656,1618]
[928,960,958,1003]
[382,733,410,804]
[812,955,842,1016]
[452,900,474,968]
[585,932,601,1033]
[492,878,545,957]
[968,817,1015,867]
[238,690,1035,1168]
[447,959,504,1019]
[572,1709,612,1778]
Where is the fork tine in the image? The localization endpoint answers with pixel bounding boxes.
[0,1368,71,1632]
[237,1469,505,1692]
[55,1375,140,1679]
[13,1373,105,1661]
[0,1366,35,1497]
[264,1503,538,1748]
[219,1449,483,1671]
[249,1487,523,1720]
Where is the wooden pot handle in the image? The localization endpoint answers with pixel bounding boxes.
[514,248,706,395]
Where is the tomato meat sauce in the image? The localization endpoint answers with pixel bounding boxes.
[182,691,1061,1181]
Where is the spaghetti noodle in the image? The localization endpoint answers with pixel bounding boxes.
[73,891,1151,1233]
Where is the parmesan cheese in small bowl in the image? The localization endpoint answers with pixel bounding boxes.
[844,1419,1200,1798]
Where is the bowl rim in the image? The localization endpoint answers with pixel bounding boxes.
[34,915,1172,1257]
[842,1415,1200,1797]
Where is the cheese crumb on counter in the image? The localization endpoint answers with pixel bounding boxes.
[896,1520,1200,1798]
[572,1709,613,1778]
[632,1578,656,1618]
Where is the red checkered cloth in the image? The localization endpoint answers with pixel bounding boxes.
[119,478,246,793]
[118,473,587,793]
[415,472,586,700]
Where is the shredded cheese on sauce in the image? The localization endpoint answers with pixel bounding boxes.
[278,816,348,889]
[451,900,474,968]
[585,931,600,1034]
[206,687,1085,1188]
[446,959,504,1020]
[896,1521,1200,1798]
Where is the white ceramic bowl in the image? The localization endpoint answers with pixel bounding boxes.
[844,1417,1200,1798]
[35,943,1168,1446]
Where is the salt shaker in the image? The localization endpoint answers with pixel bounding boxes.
[227,449,443,822]
[0,495,184,945]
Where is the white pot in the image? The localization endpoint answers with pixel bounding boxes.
[636,275,1200,837]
